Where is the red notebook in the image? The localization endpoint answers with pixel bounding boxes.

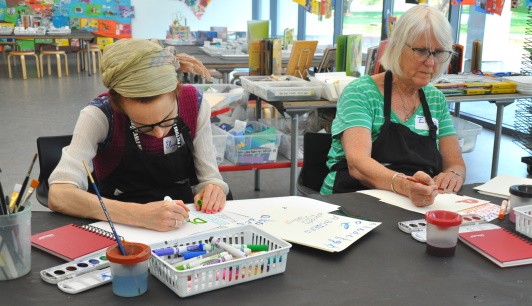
[459,228,532,268]
[31,224,118,261]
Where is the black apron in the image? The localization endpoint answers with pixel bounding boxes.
[332,71,442,193]
[98,116,198,204]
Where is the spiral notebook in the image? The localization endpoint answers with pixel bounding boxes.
[459,227,532,268]
[31,224,118,261]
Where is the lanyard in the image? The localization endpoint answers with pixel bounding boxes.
[130,122,181,151]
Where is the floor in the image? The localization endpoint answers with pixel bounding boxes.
[0,55,530,212]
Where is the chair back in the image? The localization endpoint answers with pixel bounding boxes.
[297,132,332,195]
[36,135,72,207]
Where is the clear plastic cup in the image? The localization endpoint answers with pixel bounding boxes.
[0,201,32,281]
[106,241,151,297]
[508,185,532,223]
[425,210,462,257]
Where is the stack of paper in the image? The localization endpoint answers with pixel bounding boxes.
[473,174,532,198]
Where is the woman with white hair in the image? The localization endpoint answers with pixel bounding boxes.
[321,5,465,207]
[48,39,228,231]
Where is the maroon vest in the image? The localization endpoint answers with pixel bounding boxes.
[91,85,200,182]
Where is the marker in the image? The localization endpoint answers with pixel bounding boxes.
[175,252,229,271]
[164,196,190,222]
[209,236,247,258]
[182,250,207,260]
[199,254,233,267]
[152,243,214,257]
[231,244,269,252]
[498,200,508,220]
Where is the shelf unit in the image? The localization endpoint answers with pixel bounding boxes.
[516,13,532,174]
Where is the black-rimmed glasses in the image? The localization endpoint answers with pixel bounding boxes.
[405,43,452,63]
[130,115,179,134]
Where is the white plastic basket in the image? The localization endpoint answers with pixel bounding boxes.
[452,116,482,153]
[514,204,532,239]
[149,225,291,297]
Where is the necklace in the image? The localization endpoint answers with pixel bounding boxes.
[395,84,418,122]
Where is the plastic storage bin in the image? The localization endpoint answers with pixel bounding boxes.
[218,121,282,165]
[149,225,292,297]
[260,118,307,160]
[452,117,482,153]
[253,81,322,101]
[240,75,305,94]
[210,124,230,165]
[514,204,532,239]
[192,84,248,115]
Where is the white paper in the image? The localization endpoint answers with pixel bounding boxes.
[473,174,532,198]
[357,189,489,214]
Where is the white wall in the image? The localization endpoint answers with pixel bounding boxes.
[131,0,252,39]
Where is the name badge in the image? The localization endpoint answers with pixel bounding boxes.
[163,135,178,154]
[414,115,439,130]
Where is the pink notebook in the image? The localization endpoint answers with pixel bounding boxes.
[31,224,118,261]
[459,228,532,268]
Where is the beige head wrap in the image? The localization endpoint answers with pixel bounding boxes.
[100,39,180,98]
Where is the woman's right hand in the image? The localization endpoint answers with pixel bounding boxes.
[138,199,190,232]
[406,171,439,207]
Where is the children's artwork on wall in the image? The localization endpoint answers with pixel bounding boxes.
[85,4,102,17]
[118,6,134,18]
[177,0,211,20]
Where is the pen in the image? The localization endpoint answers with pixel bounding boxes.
[14,153,38,210]
[404,177,452,193]
[82,161,126,256]
[498,200,508,220]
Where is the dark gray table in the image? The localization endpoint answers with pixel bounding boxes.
[2,185,530,305]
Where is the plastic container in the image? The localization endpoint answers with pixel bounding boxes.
[218,121,282,165]
[514,204,532,239]
[210,124,230,165]
[452,116,482,153]
[0,201,32,281]
[106,241,151,297]
[254,81,322,101]
[425,210,463,257]
[149,225,292,297]
[508,184,532,223]
[260,118,307,160]
[240,75,305,94]
[191,84,248,119]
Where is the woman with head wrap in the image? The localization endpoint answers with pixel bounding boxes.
[320,5,466,207]
[48,39,228,231]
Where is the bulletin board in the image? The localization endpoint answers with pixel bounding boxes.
[0,0,134,39]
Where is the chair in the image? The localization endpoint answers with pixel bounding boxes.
[297,132,332,195]
[36,135,72,207]
[7,50,41,79]
[39,50,69,78]
[77,44,102,74]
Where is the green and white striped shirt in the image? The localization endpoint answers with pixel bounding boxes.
[320,74,456,194]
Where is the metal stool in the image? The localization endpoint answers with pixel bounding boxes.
[39,50,69,77]
[7,50,41,79]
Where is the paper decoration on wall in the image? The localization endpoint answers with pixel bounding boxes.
[452,0,505,16]
[94,19,132,39]
[177,0,211,20]
[510,0,529,14]
[292,0,333,19]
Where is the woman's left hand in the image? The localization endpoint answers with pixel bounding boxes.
[434,170,464,193]
[194,184,226,214]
